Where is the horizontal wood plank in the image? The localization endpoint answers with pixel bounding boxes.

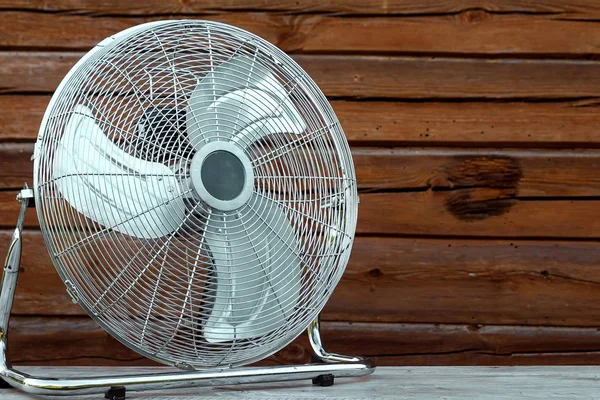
[6,144,600,195]
[328,237,600,325]
[5,231,600,326]
[0,190,38,228]
[2,11,600,55]
[0,52,76,93]
[4,52,600,99]
[298,56,600,99]
[3,192,600,237]
[8,317,600,366]
[357,192,600,237]
[0,143,32,189]
[6,97,600,147]
[0,96,49,141]
[2,0,600,16]
[353,148,600,196]
[5,147,600,236]
[3,154,600,237]
[336,101,600,146]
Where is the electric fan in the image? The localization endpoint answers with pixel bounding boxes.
[0,20,374,397]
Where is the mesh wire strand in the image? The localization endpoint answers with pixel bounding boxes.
[34,20,358,369]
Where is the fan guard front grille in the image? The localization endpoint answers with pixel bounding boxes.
[33,20,357,368]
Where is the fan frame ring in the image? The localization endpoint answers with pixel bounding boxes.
[32,19,359,369]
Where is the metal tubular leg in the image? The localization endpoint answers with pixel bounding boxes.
[0,185,375,396]
[308,318,366,364]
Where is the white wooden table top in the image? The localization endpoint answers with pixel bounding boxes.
[2,366,599,399]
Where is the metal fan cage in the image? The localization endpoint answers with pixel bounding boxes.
[33,20,358,369]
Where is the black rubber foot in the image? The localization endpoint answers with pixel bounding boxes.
[105,386,126,400]
[312,374,335,387]
[0,378,11,388]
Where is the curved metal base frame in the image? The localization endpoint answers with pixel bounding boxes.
[0,186,375,396]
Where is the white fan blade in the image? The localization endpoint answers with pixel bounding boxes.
[203,194,301,343]
[186,55,306,149]
[53,105,187,239]
[230,115,306,149]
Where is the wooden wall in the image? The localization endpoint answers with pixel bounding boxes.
[2,0,600,367]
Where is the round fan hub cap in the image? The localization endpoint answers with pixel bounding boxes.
[190,141,255,211]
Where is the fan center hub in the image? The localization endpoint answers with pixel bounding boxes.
[190,142,254,211]
[201,150,245,201]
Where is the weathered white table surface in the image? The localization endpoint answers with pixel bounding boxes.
[2,366,599,399]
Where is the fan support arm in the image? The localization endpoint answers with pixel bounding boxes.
[0,184,374,397]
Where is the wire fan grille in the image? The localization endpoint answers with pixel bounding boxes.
[33,20,357,368]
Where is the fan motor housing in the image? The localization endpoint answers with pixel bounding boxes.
[190,141,255,211]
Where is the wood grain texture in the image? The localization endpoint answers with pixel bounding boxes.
[329,237,600,325]
[4,147,600,237]
[5,231,600,327]
[4,52,600,99]
[336,101,600,146]
[0,143,32,188]
[2,11,600,55]
[5,98,600,146]
[8,317,600,367]
[0,96,49,141]
[6,144,600,195]
[4,189,600,236]
[357,192,600,237]
[2,0,600,369]
[353,148,600,196]
[2,0,600,16]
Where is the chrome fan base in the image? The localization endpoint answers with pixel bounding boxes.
[0,187,374,397]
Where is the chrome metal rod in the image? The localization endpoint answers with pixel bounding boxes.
[0,359,374,396]
[0,190,28,343]
[308,318,364,363]
[0,185,374,396]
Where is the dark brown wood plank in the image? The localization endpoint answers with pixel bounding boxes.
[8,316,152,366]
[0,96,49,141]
[4,230,81,316]
[1,0,600,16]
[0,191,38,228]
[6,98,600,146]
[4,52,600,99]
[336,101,600,146]
[7,145,600,195]
[353,148,600,197]
[5,231,600,326]
[5,188,600,237]
[299,56,600,99]
[327,237,600,325]
[303,322,600,366]
[357,192,600,238]
[2,11,600,55]
[8,317,600,366]
[0,52,77,93]
[0,143,33,189]
[5,147,600,234]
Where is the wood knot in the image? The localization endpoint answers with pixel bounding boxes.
[443,156,522,221]
[275,15,314,52]
[459,9,490,23]
[368,267,384,278]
